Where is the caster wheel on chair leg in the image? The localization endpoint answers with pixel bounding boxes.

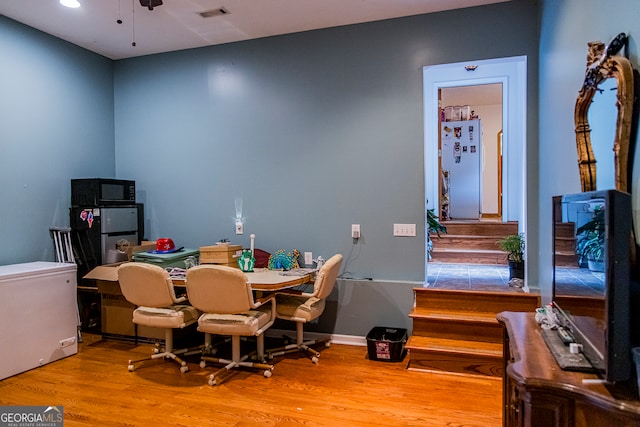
[311,356,319,364]
[180,365,189,373]
[208,374,217,386]
[200,360,206,369]
[264,369,272,378]
[128,364,135,372]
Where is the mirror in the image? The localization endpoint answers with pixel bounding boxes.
[574,32,634,192]
[589,78,617,190]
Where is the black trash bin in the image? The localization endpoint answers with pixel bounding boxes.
[366,327,407,362]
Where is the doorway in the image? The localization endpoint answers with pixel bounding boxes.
[440,83,503,220]
[423,56,527,284]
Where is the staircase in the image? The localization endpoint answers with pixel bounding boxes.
[554,221,579,267]
[406,288,540,377]
[430,220,518,264]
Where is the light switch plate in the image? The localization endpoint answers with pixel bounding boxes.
[393,223,416,236]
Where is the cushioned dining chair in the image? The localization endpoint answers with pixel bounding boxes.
[185,265,276,386]
[117,262,200,373]
[268,253,343,363]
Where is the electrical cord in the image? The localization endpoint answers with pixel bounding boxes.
[338,239,372,280]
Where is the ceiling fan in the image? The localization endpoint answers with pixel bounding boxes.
[139,0,162,11]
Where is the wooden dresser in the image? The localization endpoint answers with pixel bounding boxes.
[497,311,640,426]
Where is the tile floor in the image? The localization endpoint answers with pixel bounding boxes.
[426,262,524,293]
[427,263,605,296]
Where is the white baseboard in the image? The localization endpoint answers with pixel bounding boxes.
[265,328,367,347]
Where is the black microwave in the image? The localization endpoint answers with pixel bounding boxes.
[71,178,136,206]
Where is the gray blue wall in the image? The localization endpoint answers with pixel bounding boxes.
[0,16,115,264]
[537,0,640,303]
[15,0,633,336]
[111,0,539,334]
[113,0,539,285]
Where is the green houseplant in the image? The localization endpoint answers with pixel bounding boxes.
[427,207,447,260]
[498,233,525,279]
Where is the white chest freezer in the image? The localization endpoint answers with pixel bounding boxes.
[0,262,78,380]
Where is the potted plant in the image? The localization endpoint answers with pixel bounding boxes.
[498,233,525,279]
[427,207,447,260]
[576,206,605,271]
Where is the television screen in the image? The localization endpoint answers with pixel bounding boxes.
[552,189,632,382]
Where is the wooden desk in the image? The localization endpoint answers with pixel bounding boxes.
[171,268,314,292]
[497,311,640,427]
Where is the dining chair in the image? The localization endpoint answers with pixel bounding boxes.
[268,253,343,363]
[117,262,201,373]
[185,265,276,386]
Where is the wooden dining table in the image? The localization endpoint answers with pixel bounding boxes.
[171,268,315,292]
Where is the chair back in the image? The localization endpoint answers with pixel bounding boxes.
[117,262,178,308]
[185,265,254,314]
[313,254,343,300]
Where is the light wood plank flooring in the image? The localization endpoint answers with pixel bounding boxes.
[0,334,502,426]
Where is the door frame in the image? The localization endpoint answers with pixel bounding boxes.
[423,56,527,281]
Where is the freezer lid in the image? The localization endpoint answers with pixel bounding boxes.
[0,262,76,281]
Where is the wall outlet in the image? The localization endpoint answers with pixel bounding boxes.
[352,224,361,239]
[304,251,313,265]
[235,220,243,235]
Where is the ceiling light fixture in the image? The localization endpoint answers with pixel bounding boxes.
[60,0,80,8]
[139,0,163,10]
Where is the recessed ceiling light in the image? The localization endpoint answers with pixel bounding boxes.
[60,0,80,8]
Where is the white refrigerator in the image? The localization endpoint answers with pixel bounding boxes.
[0,262,78,380]
[441,119,482,219]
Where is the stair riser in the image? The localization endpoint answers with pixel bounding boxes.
[407,350,503,377]
[434,236,504,250]
[554,254,579,268]
[554,222,576,239]
[414,289,540,314]
[554,239,576,253]
[430,251,507,265]
[411,318,503,343]
[439,222,518,237]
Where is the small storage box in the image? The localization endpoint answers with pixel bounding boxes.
[366,327,407,362]
[199,244,243,264]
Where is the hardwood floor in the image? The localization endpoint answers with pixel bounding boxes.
[0,334,502,426]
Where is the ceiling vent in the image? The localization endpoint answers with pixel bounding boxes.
[198,7,229,18]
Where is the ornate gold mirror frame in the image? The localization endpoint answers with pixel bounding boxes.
[575,32,634,192]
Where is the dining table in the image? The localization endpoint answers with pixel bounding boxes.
[170,267,315,292]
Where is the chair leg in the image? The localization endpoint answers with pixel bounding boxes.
[127,328,192,373]
[200,335,274,385]
[201,333,231,356]
[266,322,330,364]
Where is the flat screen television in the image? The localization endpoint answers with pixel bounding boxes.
[551,189,632,383]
